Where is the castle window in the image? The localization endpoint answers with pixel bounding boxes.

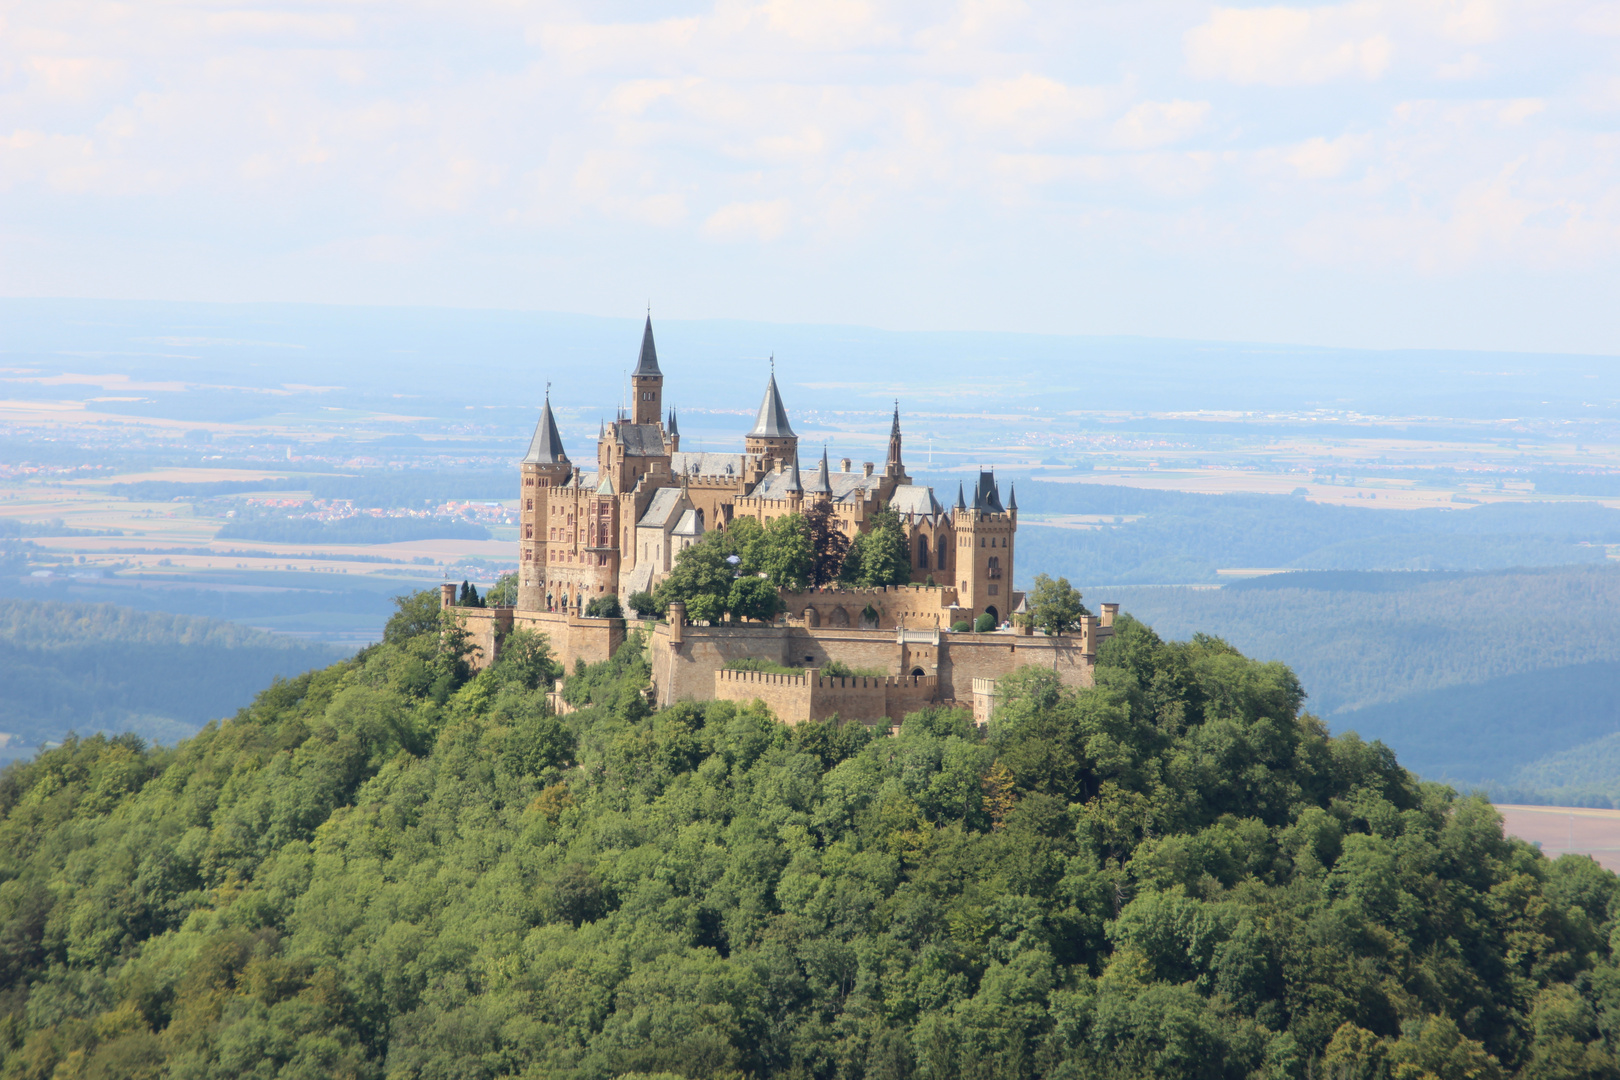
[524,525,533,538]
[526,499,533,511]
[988,556,1001,579]
[989,584,999,595]
[916,537,929,569]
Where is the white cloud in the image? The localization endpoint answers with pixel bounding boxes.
[1185,6,1393,86]
[0,0,1618,349]
[1111,100,1210,149]
[703,198,792,241]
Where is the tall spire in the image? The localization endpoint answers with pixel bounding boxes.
[634,315,661,376]
[1008,481,1017,510]
[667,408,679,436]
[955,481,966,511]
[522,393,569,464]
[808,444,831,495]
[886,399,903,476]
[748,362,795,438]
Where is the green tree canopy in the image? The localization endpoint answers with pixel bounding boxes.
[840,503,911,588]
[752,513,814,592]
[1025,572,1089,635]
[0,609,1616,1080]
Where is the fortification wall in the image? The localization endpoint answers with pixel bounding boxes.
[441,584,624,672]
[781,584,959,630]
[712,668,938,725]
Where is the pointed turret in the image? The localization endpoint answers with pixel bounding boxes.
[1007,482,1017,511]
[634,315,661,376]
[630,315,664,424]
[787,453,803,497]
[745,357,799,462]
[955,481,966,511]
[749,365,795,438]
[668,409,679,436]
[522,395,569,464]
[807,445,831,496]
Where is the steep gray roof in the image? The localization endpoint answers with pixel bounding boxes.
[955,482,966,510]
[829,472,881,503]
[890,485,942,517]
[807,447,831,494]
[972,470,1004,513]
[671,451,745,477]
[637,487,685,528]
[634,316,661,376]
[667,409,679,435]
[672,508,703,537]
[749,370,795,438]
[749,467,807,500]
[521,397,568,465]
[616,422,667,458]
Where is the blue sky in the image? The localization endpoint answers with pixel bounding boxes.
[3,1,1619,354]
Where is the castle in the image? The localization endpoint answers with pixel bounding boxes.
[445,317,1117,724]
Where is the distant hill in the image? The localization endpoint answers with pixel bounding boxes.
[1098,566,1620,804]
[992,483,1620,584]
[0,599,347,760]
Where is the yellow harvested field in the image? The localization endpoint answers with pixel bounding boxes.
[1496,805,1620,871]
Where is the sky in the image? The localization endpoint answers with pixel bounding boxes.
[3,0,1619,354]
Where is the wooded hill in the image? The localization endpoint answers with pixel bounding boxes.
[0,599,344,759]
[1,593,1617,1079]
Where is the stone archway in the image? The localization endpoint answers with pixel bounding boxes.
[803,607,820,627]
[829,606,850,627]
[910,667,926,678]
[984,605,999,625]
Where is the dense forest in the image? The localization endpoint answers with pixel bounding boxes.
[1104,566,1620,805]
[0,599,344,759]
[2,591,1618,1079]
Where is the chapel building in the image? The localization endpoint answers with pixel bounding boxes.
[515,317,1018,624]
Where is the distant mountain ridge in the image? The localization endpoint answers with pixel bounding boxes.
[0,598,346,759]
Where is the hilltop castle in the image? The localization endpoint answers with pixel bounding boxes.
[516,316,1019,627]
[445,317,1118,726]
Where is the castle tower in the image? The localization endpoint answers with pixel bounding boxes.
[745,360,798,465]
[952,469,1015,625]
[885,401,905,480]
[518,393,571,611]
[630,315,662,426]
[666,408,680,453]
[807,445,832,504]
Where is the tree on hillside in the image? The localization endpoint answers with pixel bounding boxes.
[653,532,735,624]
[1024,572,1088,636]
[753,514,814,592]
[804,504,850,587]
[728,576,785,623]
[841,504,911,588]
[485,572,518,607]
[584,595,622,619]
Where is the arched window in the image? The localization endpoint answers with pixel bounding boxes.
[936,535,948,568]
[916,536,929,569]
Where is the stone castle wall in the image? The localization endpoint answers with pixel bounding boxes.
[712,668,937,725]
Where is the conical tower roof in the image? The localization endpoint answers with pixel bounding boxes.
[955,481,966,510]
[787,453,803,494]
[807,446,831,494]
[749,360,795,438]
[1008,482,1017,510]
[522,395,569,465]
[668,408,679,435]
[634,316,661,376]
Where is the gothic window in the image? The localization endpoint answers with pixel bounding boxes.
[917,537,929,569]
[524,525,533,538]
[936,535,948,568]
[988,556,1001,580]
[526,499,533,510]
